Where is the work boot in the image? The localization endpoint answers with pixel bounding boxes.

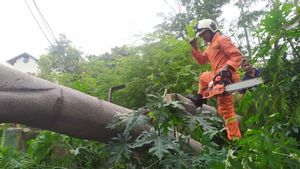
[187,94,207,107]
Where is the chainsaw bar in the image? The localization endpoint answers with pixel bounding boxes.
[225,77,263,92]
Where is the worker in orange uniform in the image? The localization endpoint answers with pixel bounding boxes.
[189,19,243,140]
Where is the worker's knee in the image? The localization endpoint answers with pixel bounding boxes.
[199,71,213,83]
[198,72,214,94]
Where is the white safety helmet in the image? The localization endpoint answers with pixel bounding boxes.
[194,19,218,37]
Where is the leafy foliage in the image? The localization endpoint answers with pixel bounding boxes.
[155,0,230,39]
[38,34,84,82]
[105,93,227,168]
[234,1,300,168]
[1,0,299,168]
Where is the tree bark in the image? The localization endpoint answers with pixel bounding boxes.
[0,64,202,153]
[238,0,252,58]
[0,64,136,141]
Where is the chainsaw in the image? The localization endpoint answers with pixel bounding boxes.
[202,70,263,99]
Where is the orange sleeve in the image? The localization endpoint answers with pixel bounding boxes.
[220,37,243,71]
[192,48,209,65]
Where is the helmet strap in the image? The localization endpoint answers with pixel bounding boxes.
[207,30,215,42]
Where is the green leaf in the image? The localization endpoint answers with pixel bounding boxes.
[148,134,174,160]
[108,134,132,163]
[131,130,156,148]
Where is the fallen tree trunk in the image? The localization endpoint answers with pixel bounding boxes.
[0,64,135,141]
[0,64,202,153]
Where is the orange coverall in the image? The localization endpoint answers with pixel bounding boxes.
[192,32,242,140]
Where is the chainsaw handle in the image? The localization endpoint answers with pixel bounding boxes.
[212,70,233,86]
[212,74,222,83]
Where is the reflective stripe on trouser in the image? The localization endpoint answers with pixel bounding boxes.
[218,95,241,140]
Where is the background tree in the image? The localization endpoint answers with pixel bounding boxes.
[155,0,230,39]
[235,1,300,168]
[235,0,264,58]
[38,34,83,81]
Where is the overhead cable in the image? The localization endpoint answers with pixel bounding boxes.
[24,0,53,47]
[32,0,57,42]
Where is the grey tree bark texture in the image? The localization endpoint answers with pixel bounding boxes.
[0,64,136,141]
[0,64,203,153]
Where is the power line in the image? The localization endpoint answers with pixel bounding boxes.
[24,0,53,47]
[32,0,57,42]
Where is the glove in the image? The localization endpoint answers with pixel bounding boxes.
[189,37,198,49]
[220,65,233,78]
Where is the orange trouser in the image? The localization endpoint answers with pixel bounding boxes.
[198,71,241,140]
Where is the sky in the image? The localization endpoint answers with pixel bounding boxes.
[0,0,175,63]
[0,0,239,64]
